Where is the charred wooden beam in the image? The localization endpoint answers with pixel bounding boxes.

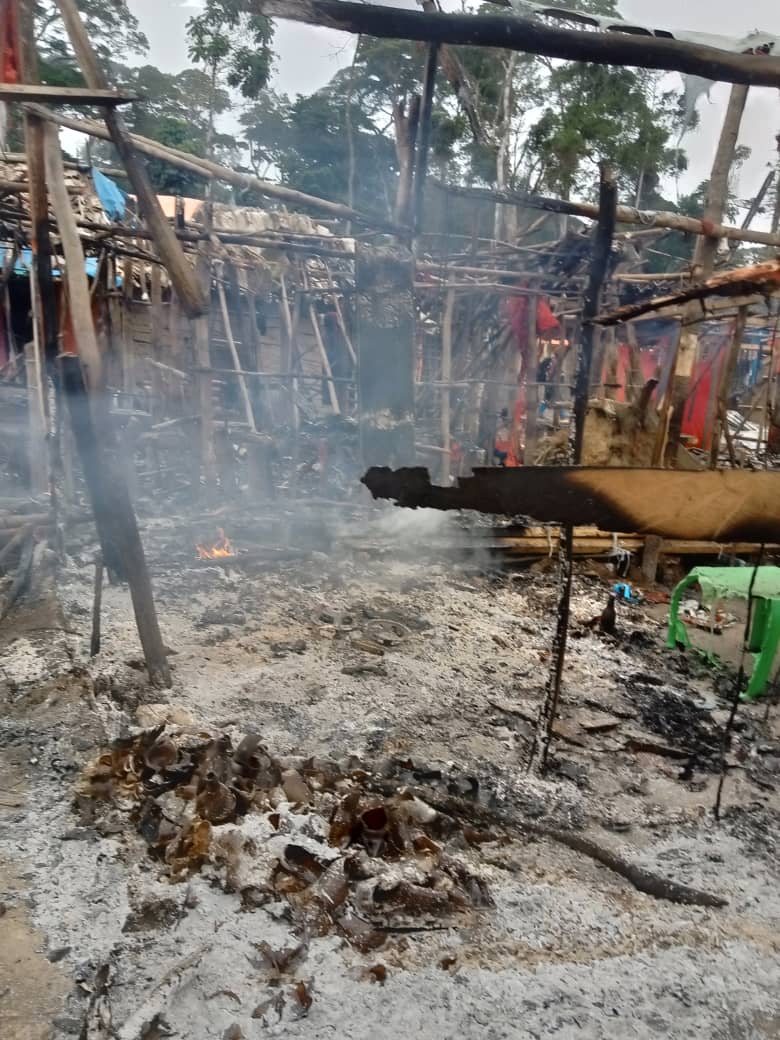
[431,180,780,251]
[0,83,135,103]
[361,466,780,544]
[253,0,780,87]
[597,259,780,325]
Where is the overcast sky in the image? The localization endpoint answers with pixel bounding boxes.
[125,0,779,214]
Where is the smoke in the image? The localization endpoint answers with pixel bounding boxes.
[372,505,453,542]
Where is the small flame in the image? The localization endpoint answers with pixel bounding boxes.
[195,528,235,560]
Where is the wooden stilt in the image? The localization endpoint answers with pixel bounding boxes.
[60,356,171,686]
[193,253,216,499]
[324,265,357,366]
[279,276,300,432]
[149,263,164,422]
[121,255,134,395]
[44,124,170,686]
[24,341,47,493]
[524,294,540,463]
[710,307,747,468]
[90,555,103,657]
[302,267,340,415]
[214,258,257,430]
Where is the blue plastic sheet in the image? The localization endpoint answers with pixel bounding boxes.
[91,167,126,221]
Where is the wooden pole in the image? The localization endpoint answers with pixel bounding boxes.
[710,307,747,468]
[440,289,454,482]
[302,267,341,414]
[279,276,300,432]
[43,127,170,685]
[90,555,103,657]
[42,124,103,387]
[432,180,780,252]
[324,265,357,366]
[120,255,134,395]
[641,535,663,584]
[59,356,171,686]
[149,262,164,422]
[524,295,540,463]
[535,166,616,775]
[53,0,207,318]
[573,166,618,462]
[24,341,47,493]
[193,257,216,500]
[261,0,780,85]
[214,260,257,431]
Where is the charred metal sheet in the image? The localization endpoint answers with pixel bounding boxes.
[362,466,780,543]
[356,243,415,467]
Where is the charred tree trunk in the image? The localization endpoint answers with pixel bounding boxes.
[662,83,748,466]
[393,95,421,227]
[356,243,415,468]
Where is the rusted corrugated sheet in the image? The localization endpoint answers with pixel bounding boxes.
[362,465,780,543]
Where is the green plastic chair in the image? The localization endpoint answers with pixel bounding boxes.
[667,568,780,702]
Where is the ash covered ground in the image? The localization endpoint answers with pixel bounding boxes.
[2,503,780,1040]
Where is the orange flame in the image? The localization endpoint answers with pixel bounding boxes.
[195,528,235,560]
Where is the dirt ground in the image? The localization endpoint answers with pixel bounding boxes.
[2,503,780,1040]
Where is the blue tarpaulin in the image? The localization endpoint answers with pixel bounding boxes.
[91,167,126,221]
[3,247,121,284]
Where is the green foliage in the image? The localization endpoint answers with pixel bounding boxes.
[186,0,274,100]
[35,0,147,83]
[88,65,237,197]
[250,87,399,217]
[528,64,686,200]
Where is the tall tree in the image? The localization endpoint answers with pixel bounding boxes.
[35,0,147,84]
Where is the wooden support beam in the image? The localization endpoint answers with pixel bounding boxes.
[44,128,170,686]
[43,124,102,388]
[25,102,395,231]
[252,0,780,87]
[214,258,257,431]
[192,259,216,499]
[302,266,341,415]
[0,83,135,103]
[432,180,780,251]
[597,259,780,325]
[24,342,47,493]
[53,0,207,318]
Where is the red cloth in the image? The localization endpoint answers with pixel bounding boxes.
[0,1,19,84]
[536,297,559,334]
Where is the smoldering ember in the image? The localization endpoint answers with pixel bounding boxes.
[3,2,780,1039]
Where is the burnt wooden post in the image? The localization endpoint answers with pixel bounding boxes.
[534,165,617,774]
[356,242,416,468]
[43,122,171,687]
[60,356,171,686]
